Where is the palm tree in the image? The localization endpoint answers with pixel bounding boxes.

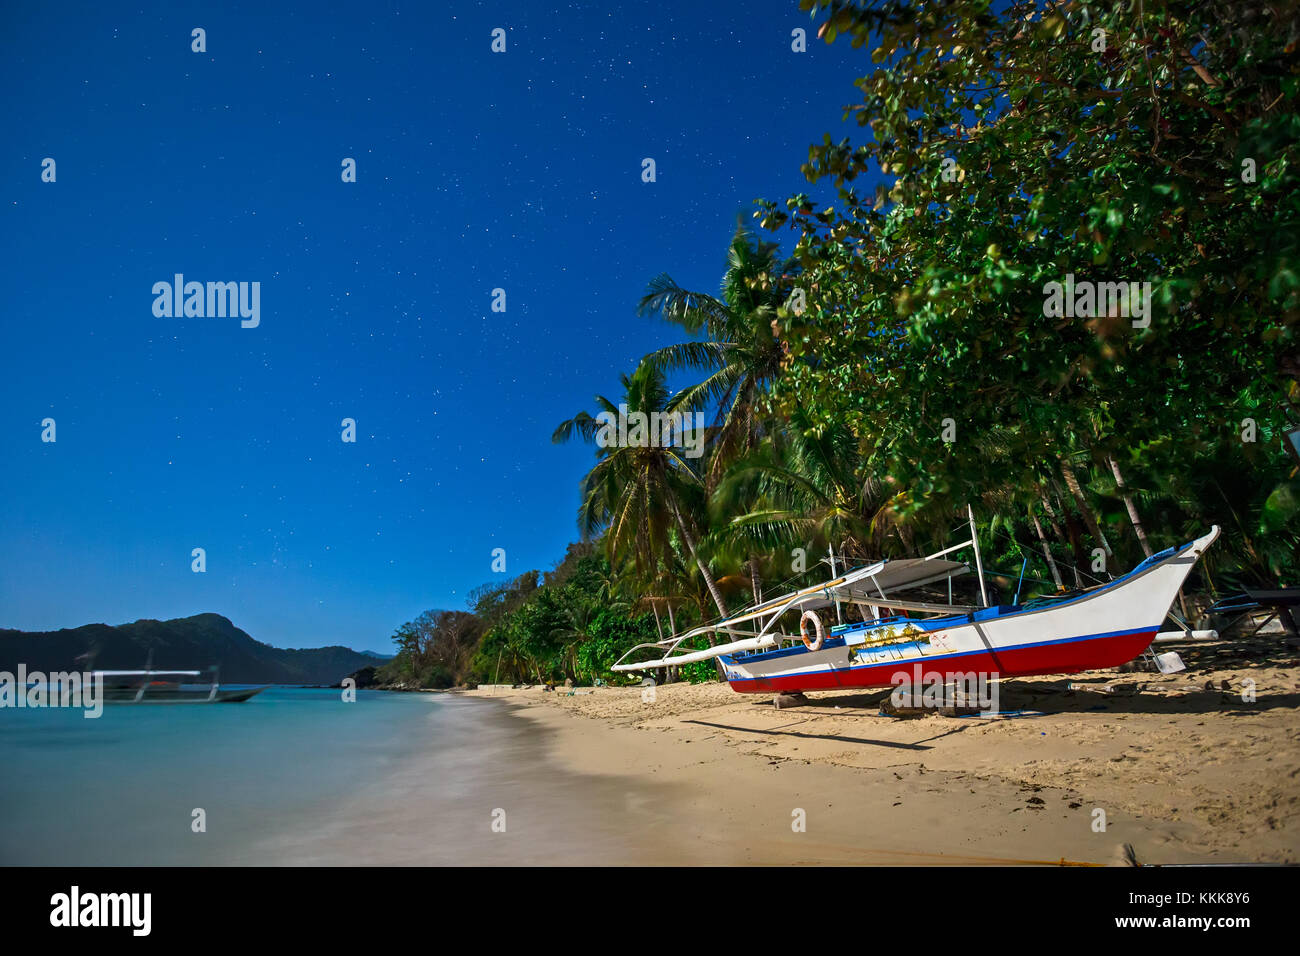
[550,597,596,682]
[637,224,795,486]
[553,361,731,620]
[710,404,883,566]
[501,632,539,685]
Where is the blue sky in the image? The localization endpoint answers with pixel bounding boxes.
[0,1,867,652]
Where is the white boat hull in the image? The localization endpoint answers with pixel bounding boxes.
[718,528,1219,694]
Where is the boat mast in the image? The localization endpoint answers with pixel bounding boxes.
[967,505,990,608]
[828,542,844,625]
[134,650,153,703]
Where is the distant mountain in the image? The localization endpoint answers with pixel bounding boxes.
[0,613,386,685]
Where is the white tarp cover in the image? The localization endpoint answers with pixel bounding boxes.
[670,557,970,641]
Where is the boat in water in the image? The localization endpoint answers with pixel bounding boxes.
[98,667,265,704]
[613,518,1220,696]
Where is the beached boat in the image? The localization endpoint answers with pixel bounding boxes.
[97,668,264,703]
[613,518,1220,695]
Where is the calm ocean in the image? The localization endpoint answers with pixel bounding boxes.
[0,687,683,865]
[0,688,433,864]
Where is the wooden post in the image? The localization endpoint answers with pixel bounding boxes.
[828,543,843,625]
[968,505,990,608]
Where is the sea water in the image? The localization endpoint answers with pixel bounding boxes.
[0,688,431,864]
[0,688,681,865]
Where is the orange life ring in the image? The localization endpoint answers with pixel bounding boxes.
[800,610,825,651]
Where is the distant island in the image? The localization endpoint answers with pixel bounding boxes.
[0,613,387,685]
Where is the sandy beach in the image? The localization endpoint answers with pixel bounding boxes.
[465,641,1300,865]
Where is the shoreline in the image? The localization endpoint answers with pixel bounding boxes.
[4,673,1292,866]
[463,658,1300,865]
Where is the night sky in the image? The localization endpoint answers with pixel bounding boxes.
[1,1,870,652]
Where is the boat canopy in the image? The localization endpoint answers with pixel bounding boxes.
[612,552,975,673]
[817,557,970,608]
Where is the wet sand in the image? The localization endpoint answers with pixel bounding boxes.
[253,694,694,865]
[463,651,1300,865]
[267,690,1159,865]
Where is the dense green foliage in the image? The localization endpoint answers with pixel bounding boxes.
[382,1,1299,688]
[378,547,681,688]
[758,0,1300,584]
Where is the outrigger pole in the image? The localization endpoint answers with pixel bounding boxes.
[967,504,990,608]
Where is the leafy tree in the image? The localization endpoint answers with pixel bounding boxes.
[756,0,1298,577]
[573,608,659,685]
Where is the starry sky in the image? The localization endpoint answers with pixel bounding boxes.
[0,1,867,652]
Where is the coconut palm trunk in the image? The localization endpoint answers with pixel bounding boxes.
[1030,510,1064,589]
[650,601,664,641]
[1064,513,1094,582]
[669,496,729,621]
[1038,490,1081,588]
[1108,456,1153,558]
[1059,457,1114,562]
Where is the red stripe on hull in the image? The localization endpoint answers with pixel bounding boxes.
[727,629,1157,694]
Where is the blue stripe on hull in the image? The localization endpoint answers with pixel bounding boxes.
[720,625,1159,685]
